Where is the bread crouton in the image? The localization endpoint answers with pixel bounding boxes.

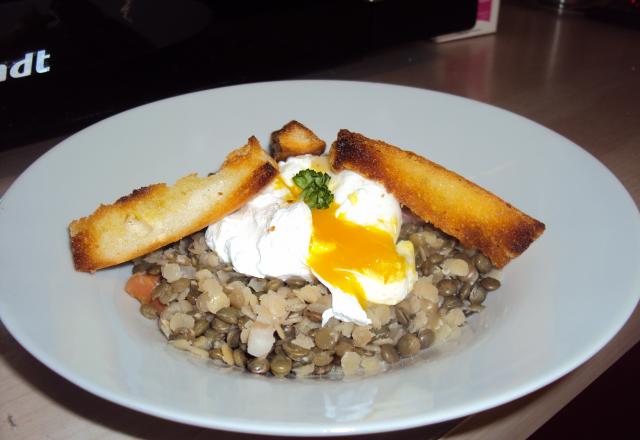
[69,137,278,272]
[270,120,326,161]
[329,130,545,268]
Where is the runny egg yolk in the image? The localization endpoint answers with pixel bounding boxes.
[307,204,409,308]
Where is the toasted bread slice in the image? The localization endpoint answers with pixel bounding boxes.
[69,137,278,272]
[270,120,326,161]
[329,130,545,268]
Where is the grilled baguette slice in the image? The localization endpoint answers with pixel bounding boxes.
[69,137,278,272]
[329,130,545,268]
[270,120,326,161]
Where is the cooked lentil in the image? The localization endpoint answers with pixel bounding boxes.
[397,334,420,357]
[417,328,435,349]
[131,217,502,378]
[139,303,158,320]
[380,344,400,364]
[480,277,501,291]
[248,357,270,374]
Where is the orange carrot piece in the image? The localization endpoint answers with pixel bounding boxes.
[124,273,160,304]
[151,298,165,313]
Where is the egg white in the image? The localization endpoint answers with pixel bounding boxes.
[206,154,417,325]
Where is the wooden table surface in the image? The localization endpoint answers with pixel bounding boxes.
[1,2,639,439]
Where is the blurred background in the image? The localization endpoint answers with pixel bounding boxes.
[1,0,638,150]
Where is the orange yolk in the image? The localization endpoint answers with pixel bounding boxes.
[307,204,408,308]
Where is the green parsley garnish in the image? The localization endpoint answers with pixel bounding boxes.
[292,169,334,209]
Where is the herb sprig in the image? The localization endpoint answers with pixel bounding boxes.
[292,169,334,209]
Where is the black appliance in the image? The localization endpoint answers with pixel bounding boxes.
[0,0,478,149]
[587,0,640,27]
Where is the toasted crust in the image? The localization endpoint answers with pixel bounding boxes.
[270,120,326,161]
[69,137,278,272]
[329,130,545,268]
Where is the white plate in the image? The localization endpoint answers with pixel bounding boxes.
[1,81,639,436]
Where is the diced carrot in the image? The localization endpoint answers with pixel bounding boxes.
[151,298,165,313]
[124,273,160,304]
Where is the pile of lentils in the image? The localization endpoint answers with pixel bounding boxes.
[131,219,501,378]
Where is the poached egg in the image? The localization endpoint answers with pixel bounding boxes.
[205,155,417,325]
